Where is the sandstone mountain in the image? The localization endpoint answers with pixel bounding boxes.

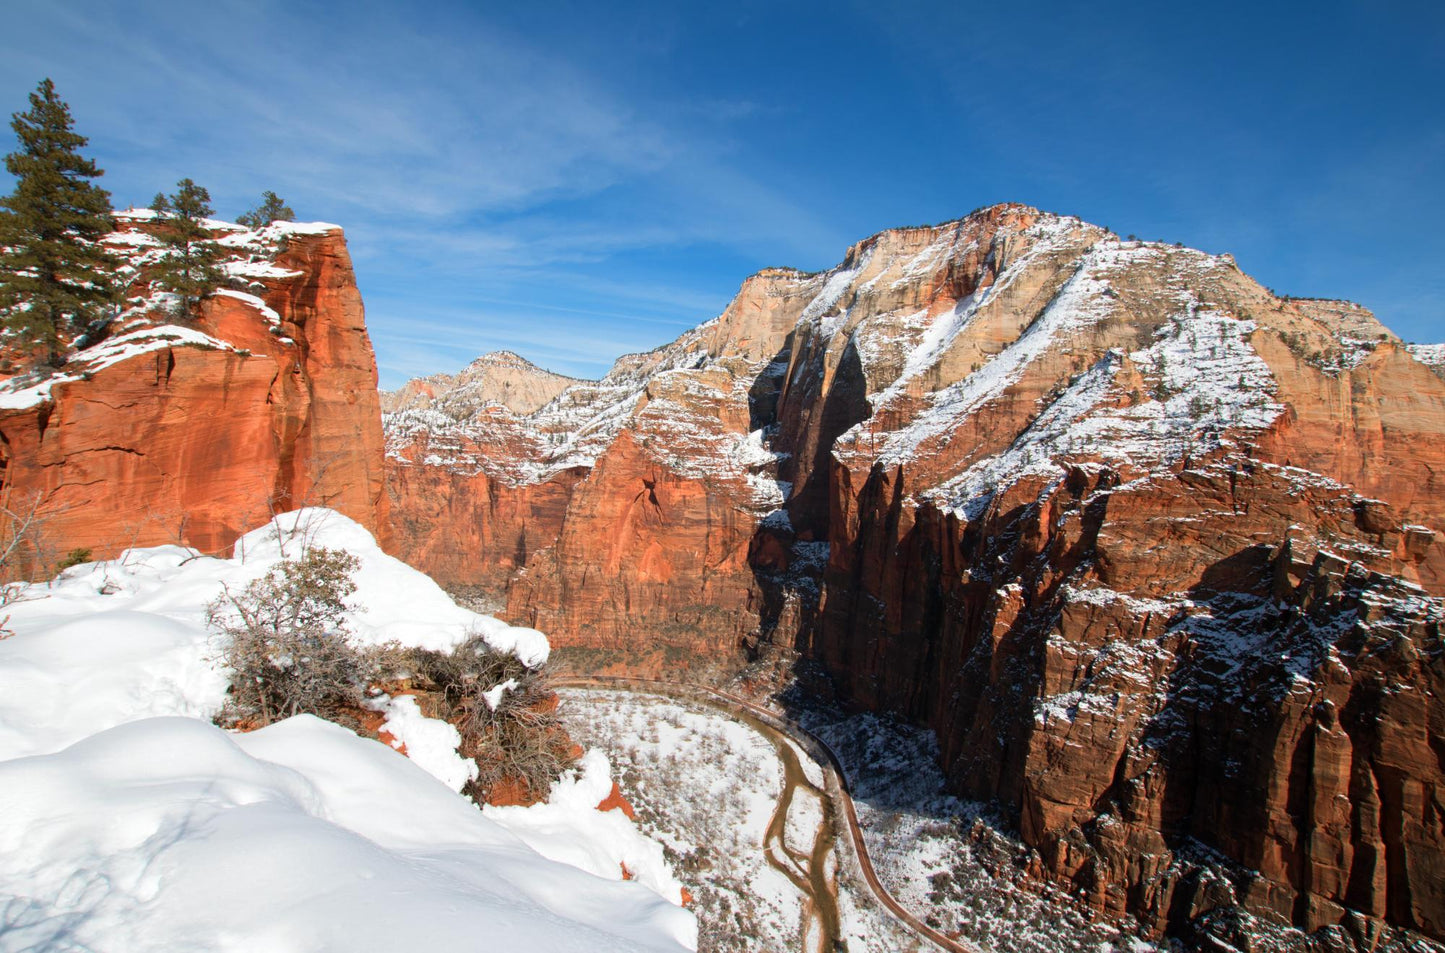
[381,349,582,416]
[385,203,1445,944]
[0,210,388,571]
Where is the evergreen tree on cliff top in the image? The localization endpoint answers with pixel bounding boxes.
[0,79,117,366]
[150,178,222,320]
[236,190,295,229]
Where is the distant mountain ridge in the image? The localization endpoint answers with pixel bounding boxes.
[381,349,585,417]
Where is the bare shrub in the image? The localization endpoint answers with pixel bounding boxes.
[208,546,370,728]
[208,547,573,802]
[0,489,55,584]
[391,635,575,803]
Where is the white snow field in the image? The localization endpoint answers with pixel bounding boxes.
[0,509,695,953]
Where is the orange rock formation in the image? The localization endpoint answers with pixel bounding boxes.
[385,204,1445,944]
[0,213,388,571]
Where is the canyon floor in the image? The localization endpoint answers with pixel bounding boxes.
[560,683,1174,952]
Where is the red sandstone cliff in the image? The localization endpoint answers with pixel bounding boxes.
[384,204,1445,944]
[0,211,388,572]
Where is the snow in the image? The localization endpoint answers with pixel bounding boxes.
[559,688,808,951]
[898,293,983,384]
[0,508,693,952]
[732,425,786,469]
[385,322,790,492]
[269,220,342,235]
[482,677,519,709]
[212,287,283,324]
[1062,583,1180,617]
[1407,342,1445,367]
[867,241,1157,469]
[559,687,930,953]
[0,324,238,410]
[783,785,825,858]
[0,603,229,761]
[890,229,971,289]
[814,224,1273,524]
[794,701,1163,952]
[91,324,234,368]
[0,373,62,410]
[798,260,863,326]
[0,509,549,759]
[0,716,693,953]
[485,749,690,908]
[101,229,162,247]
[928,307,1285,519]
[229,509,549,663]
[373,693,477,791]
[223,259,305,281]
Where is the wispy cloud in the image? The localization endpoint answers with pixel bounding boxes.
[6,0,1439,370]
[1,0,855,380]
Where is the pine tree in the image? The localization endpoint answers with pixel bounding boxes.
[150,178,222,320]
[0,79,117,366]
[236,190,295,229]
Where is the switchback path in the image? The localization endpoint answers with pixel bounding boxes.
[555,675,978,953]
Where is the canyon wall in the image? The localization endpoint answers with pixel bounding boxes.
[0,212,388,570]
[384,204,1445,943]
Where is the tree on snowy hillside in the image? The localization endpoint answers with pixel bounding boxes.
[150,178,223,320]
[0,79,118,367]
[236,190,295,228]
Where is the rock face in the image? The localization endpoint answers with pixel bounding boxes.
[384,203,1445,941]
[386,292,791,673]
[0,211,388,571]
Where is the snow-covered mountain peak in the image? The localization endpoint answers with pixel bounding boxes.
[386,203,1440,539]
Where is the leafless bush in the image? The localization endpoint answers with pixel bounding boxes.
[208,546,371,728]
[0,489,55,584]
[392,635,575,802]
[207,547,572,801]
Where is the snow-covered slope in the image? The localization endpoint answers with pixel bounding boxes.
[1408,341,1445,379]
[383,333,760,489]
[0,509,695,953]
[389,205,1443,529]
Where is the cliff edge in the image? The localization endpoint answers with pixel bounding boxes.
[0,210,388,571]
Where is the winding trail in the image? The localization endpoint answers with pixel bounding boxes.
[556,675,978,953]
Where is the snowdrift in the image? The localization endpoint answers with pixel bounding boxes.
[0,508,695,952]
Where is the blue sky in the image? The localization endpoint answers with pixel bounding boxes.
[2,1,1441,387]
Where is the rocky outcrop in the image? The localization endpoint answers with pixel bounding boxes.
[0,212,388,572]
[384,203,1445,943]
